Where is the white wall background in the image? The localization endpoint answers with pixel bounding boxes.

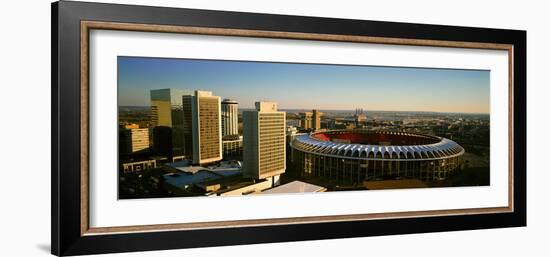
[0,0,547,256]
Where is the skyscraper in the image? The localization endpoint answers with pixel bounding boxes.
[221,99,239,137]
[150,88,192,159]
[312,109,322,130]
[191,90,222,165]
[243,102,286,186]
[182,95,194,157]
[300,112,313,129]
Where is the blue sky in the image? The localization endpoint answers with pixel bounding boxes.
[118,56,490,113]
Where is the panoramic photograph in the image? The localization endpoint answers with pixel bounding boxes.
[117,56,490,199]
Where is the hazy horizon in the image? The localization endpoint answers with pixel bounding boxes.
[119,105,489,115]
[118,56,490,114]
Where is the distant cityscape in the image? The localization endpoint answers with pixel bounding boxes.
[118,57,490,199]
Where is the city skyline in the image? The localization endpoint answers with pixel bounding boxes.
[118,56,491,114]
[118,63,490,198]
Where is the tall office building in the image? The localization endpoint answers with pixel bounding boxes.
[190,90,222,165]
[181,95,194,157]
[221,99,239,137]
[150,88,192,159]
[312,109,322,130]
[243,102,286,185]
[300,112,313,129]
[151,126,172,157]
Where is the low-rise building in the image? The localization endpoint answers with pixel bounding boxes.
[162,160,245,195]
[262,180,326,194]
[217,179,273,196]
[121,159,157,173]
[120,125,150,154]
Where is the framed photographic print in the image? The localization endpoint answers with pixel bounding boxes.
[51,1,526,256]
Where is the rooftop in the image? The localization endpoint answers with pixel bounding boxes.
[163,171,221,188]
[312,130,440,145]
[291,130,465,160]
[165,160,204,174]
[262,181,326,194]
[163,160,243,190]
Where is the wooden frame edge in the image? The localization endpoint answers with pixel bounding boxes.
[81,21,90,235]
[79,20,515,236]
[84,206,512,235]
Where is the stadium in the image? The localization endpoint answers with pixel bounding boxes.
[289,130,465,185]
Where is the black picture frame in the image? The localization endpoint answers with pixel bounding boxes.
[51,1,526,256]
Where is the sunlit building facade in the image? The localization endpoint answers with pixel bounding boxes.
[191,90,222,165]
[120,127,149,154]
[221,99,239,137]
[312,109,322,130]
[300,112,313,129]
[243,102,286,184]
